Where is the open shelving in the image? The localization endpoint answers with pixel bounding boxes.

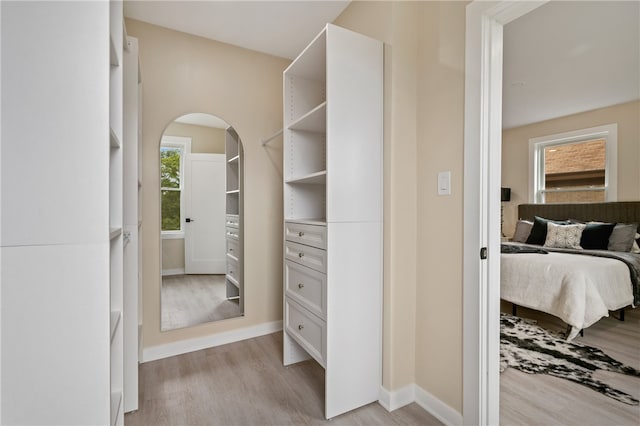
[282,24,383,420]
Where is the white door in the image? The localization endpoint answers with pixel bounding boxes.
[184,153,226,274]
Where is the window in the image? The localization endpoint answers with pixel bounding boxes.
[160,136,191,236]
[529,124,617,203]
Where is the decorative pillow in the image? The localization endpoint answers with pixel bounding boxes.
[607,223,638,252]
[526,216,569,246]
[580,222,617,250]
[633,233,640,254]
[544,222,586,249]
[512,220,533,243]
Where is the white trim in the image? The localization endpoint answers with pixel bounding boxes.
[161,268,184,276]
[378,384,415,412]
[463,1,547,426]
[528,123,618,203]
[142,320,283,362]
[415,385,463,426]
[161,231,184,240]
[378,384,462,426]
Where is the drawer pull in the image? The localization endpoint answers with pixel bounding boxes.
[298,252,304,258]
[298,283,304,289]
[298,231,304,237]
[298,324,304,330]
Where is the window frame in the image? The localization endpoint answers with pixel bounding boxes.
[528,123,617,203]
[160,136,191,238]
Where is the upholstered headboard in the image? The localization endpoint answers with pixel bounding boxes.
[518,201,640,234]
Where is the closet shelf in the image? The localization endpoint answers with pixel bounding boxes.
[284,218,327,226]
[110,310,121,342]
[284,27,326,81]
[110,227,122,240]
[226,189,240,195]
[109,36,120,67]
[228,155,239,164]
[110,391,122,426]
[286,170,326,185]
[226,274,240,288]
[110,127,121,148]
[288,101,326,133]
[226,252,239,263]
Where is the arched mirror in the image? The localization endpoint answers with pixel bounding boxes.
[159,113,244,331]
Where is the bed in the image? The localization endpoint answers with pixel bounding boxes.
[501,201,640,340]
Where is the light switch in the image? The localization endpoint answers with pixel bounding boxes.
[438,171,451,196]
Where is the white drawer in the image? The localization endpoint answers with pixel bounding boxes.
[285,241,326,273]
[285,222,327,249]
[226,226,240,241]
[226,214,239,228]
[226,257,240,285]
[285,298,326,367]
[285,260,326,319]
[226,238,240,261]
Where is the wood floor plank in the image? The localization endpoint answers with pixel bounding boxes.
[126,333,442,425]
[500,305,640,425]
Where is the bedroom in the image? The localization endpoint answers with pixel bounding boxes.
[499,2,639,424]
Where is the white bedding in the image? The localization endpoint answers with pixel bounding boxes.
[501,251,634,340]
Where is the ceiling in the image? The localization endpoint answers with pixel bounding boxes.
[124,1,639,130]
[174,112,229,129]
[503,1,639,129]
[124,0,350,60]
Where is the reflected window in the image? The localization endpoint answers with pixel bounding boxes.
[160,136,191,233]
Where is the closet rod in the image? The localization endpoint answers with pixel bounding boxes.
[261,128,283,146]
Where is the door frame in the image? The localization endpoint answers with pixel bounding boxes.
[463,1,547,425]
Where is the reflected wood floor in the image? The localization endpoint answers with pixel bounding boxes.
[500,303,640,425]
[162,274,242,331]
[125,332,442,426]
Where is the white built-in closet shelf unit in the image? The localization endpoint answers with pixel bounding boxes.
[282,23,383,419]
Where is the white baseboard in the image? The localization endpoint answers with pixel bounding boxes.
[162,268,184,276]
[141,320,283,362]
[378,384,415,411]
[379,384,462,426]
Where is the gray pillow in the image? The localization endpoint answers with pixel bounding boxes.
[608,223,638,252]
[512,219,533,243]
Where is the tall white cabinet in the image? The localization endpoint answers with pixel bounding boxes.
[1,1,138,424]
[282,24,383,419]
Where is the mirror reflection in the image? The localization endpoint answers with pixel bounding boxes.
[160,113,244,331]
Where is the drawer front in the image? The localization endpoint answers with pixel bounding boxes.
[226,238,240,261]
[285,241,326,273]
[226,214,239,228]
[285,298,325,366]
[226,226,240,241]
[285,261,326,319]
[285,222,327,249]
[226,257,240,284]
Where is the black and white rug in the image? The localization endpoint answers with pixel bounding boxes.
[500,313,640,405]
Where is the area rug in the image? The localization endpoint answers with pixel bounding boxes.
[500,313,640,405]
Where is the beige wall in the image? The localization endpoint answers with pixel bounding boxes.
[164,121,226,154]
[502,100,640,236]
[126,19,289,349]
[335,0,466,412]
[161,239,184,272]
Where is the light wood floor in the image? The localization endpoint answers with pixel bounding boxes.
[500,303,640,425]
[125,332,442,426]
[161,274,242,331]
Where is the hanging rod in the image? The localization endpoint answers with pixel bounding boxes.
[261,129,283,146]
